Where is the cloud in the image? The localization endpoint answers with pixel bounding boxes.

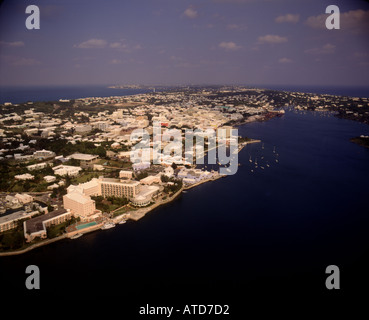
[183,6,198,19]
[74,38,107,49]
[305,9,369,33]
[218,41,241,51]
[226,23,247,31]
[110,41,142,52]
[10,57,41,66]
[0,41,25,47]
[258,34,288,44]
[275,14,299,24]
[305,43,336,55]
[278,57,293,64]
[110,59,122,65]
[110,42,128,50]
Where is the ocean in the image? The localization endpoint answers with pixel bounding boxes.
[0,85,152,104]
[1,87,369,309]
[1,85,369,104]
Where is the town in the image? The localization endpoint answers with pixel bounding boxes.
[0,86,367,253]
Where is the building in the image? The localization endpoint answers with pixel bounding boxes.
[99,177,140,198]
[132,162,151,171]
[33,149,56,159]
[23,209,72,242]
[131,185,160,207]
[15,173,35,180]
[140,174,161,185]
[14,193,33,204]
[75,124,92,133]
[63,191,96,220]
[68,153,99,169]
[119,170,133,179]
[0,210,39,233]
[53,165,82,177]
[27,162,48,171]
[67,179,100,197]
[44,175,57,183]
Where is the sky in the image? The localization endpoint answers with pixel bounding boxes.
[0,0,369,87]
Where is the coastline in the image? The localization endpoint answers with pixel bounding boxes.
[0,129,260,256]
[0,234,67,256]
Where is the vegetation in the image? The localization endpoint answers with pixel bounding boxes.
[46,216,80,239]
[35,139,107,157]
[91,195,129,213]
[163,178,183,195]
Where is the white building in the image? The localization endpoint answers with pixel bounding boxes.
[132,162,151,171]
[33,149,56,159]
[15,173,35,180]
[27,162,48,171]
[67,179,101,197]
[63,190,96,220]
[131,185,160,207]
[14,193,33,204]
[119,170,133,179]
[53,165,82,177]
[44,175,57,183]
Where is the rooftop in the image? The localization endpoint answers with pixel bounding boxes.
[24,209,68,234]
[69,153,99,161]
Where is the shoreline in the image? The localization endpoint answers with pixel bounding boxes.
[0,129,260,256]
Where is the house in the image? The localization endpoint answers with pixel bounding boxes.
[14,193,33,204]
[27,162,48,171]
[33,149,56,159]
[44,175,57,183]
[119,170,133,179]
[53,165,82,177]
[140,174,161,185]
[69,153,99,168]
[15,173,35,180]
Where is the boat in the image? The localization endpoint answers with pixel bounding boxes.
[273,146,276,153]
[101,223,115,230]
[262,143,264,149]
[249,156,252,163]
[70,233,83,239]
[260,166,265,170]
[118,220,127,225]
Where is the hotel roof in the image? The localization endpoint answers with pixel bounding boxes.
[24,209,68,234]
[69,153,98,161]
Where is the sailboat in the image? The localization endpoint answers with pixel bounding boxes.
[262,143,264,149]
[273,146,276,153]
[249,155,252,163]
[254,158,258,168]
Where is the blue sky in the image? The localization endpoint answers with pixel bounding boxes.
[1,0,369,87]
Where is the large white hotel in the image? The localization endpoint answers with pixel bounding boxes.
[63,175,155,219]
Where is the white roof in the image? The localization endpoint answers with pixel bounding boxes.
[69,153,98,161]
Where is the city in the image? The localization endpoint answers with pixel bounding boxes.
[1,86,368,252]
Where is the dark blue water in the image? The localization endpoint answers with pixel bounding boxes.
[1,85,369,105]
[1,110,369,307]
[0,86,152,104]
